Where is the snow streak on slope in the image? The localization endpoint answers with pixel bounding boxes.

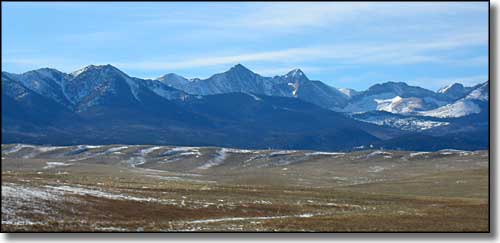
[420,81,487,118]
[419,100,481,118]
[198,149,228,169]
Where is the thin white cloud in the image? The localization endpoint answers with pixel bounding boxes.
[5,28,486,77]
[120,1,486,47]
[111,31,487,72]
[3,1,487,85]
[114,47,323,70]
[229,2,487,32]
[135,2,486,33]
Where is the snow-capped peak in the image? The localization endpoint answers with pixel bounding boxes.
[70,65,95,77]
[437,83,464,94]
[68,64,142,102]
[285,68,305,78]
[70,64,119,78]
[436,82,475,100]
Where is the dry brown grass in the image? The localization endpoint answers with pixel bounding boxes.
[1,146,489,232]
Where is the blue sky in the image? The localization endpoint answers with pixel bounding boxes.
[2,2,488,90]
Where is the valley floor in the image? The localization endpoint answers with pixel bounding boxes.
[1,144,489,232]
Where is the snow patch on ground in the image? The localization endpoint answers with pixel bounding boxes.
[126,157,146,168]
[36,146,66,153]
[105,146,129,154]
[198,149,228,169]
[438,149,471,156]
[43,162,73,169]
[45,185,178,205]
[366,151,392,159]
[305,151,345,156]
[269,150,297,156]
[224,148,256,154]
[3,144,35,155]
[145,175,215,183]
[161,147,202,158]
[186,213,321,224]
[140,146,162,156]
[2,183,62,202]
[83,145,102,149]
[409,152,430,158]
[2,183,64,226]
[95,226,128,232]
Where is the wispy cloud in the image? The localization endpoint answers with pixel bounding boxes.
[134,2,486,33]
[3,2,488,90]
[111,31,487,72]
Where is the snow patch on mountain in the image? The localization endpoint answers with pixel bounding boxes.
[352,112,450,131]
[361,116,449,131]
[437,84,456,94]
[375,96,425,114]
[465,82,488,101]
[419,100,480,118]
[420,81,487,118]
[70,66,93,78]
[342,94,390,113]
[285,69,305,78]
[338,88,359,98]
[437,83,474,100]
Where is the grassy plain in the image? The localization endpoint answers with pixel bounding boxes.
[1,144,489,232]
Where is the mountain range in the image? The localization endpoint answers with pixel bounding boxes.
[2,64,489,151]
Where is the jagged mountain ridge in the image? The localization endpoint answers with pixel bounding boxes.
[4,64,485,115]
[158,64,349,110]
[3,65,189,112]
[342,82,453,114]
[419,81,489,118]
[2,64,488,150]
